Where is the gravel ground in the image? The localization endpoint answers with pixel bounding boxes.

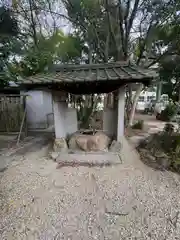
[1,138,180,240]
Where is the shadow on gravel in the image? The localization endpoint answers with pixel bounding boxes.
[15,137,53,156]
[0,135,53,174]
[56,161,121,169]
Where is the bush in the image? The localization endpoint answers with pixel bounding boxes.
[138,131,180,172]
[159,103,177,121]
[132,120,144,130]
[156,132,180,171]
[163,123,175,134]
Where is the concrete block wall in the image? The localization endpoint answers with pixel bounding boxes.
[21,90,53,129]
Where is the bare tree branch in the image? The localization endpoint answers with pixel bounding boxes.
[146,50,175,68]
[46,0,57,32]
[127,0,140,36]
[124,0,131,20]
[28,0,38,46]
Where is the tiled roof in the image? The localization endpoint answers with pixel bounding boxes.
[19,62,158,94]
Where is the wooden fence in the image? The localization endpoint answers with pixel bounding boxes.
[0,95,26,133]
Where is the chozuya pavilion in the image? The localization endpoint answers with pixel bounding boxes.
[20,61,157,144]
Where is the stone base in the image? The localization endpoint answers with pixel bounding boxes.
[109,140,121,152]
[49,151,60,161]
[68,131,111,152]
[56,152,122,166]
[53,138,68,152]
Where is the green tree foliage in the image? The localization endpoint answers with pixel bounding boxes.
[61,0,180,125]
[160,56,180,101]
[0,0,85,82]
[13,31,84,77]
[158,14,180,100]
[0,0,178,126]
[0,6,19,85]
[0,0,180,98]
[62,0,179,64]
[0,6,18,37]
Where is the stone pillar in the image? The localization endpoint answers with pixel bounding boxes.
[53,94,67,139]
[103,109,117,137]
[65,108,78,136]
[53,91,78,139]
[117,87,125,141]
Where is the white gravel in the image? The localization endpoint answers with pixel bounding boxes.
[1,138,180,239]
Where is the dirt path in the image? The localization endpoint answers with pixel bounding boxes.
[1,138,180,239]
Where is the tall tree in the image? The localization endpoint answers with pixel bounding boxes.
[61,0,180,125]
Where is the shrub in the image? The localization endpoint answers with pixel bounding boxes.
[138,131,180,172]
[156,131,180,171]
[159,103,177,121]
[163,123,175,134]
[171,144,180,171]
[132,120,144,130]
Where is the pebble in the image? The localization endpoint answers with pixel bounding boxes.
[0,140,180,239]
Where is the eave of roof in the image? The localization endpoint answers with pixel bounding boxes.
[19,62,158,94]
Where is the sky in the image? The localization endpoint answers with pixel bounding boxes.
[0,0,72,35]
[38,0,73,35]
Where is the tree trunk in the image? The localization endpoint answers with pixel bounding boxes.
[156,80,162,102]
[125,85,133,124]
[104,31,110,62]
[129,83,143,126]
[88,44,93,64]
